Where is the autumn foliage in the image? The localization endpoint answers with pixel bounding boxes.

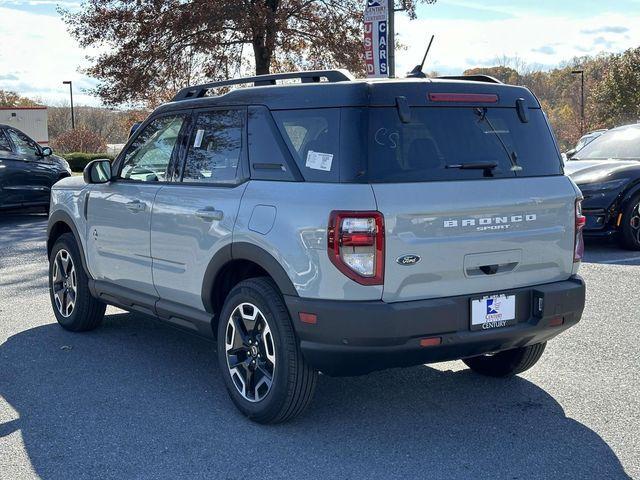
[59,0,431,107]
[51,127,107,154]
[464,46,640,150]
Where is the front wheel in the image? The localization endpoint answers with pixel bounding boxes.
[217,277,317,424]
[463,342,546,377]
[619,195,640,250]
[49,233,105,331]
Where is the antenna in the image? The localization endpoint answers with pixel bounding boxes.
[407,35,435,78]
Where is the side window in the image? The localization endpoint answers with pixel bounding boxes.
[272,108,340,182]
[182,110,243,184]
[0,130,11,152]
[120,115,186,182]
[6,128,39,156]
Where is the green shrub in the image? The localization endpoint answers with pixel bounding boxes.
[62,152,114,172]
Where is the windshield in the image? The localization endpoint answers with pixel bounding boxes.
[368,107,562,183]
[573,126,640,160]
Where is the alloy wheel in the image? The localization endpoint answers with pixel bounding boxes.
[52,249,77,318]
[225,302,276,402]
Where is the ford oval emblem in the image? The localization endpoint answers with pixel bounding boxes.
[396,254,421,266]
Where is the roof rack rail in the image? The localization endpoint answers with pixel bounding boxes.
[172,69,354,102]
[436,74,503,84]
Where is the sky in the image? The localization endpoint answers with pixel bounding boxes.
[0,0,639,107]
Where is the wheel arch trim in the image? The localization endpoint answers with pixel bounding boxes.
[201,242,298,314]
[47,210,90,276]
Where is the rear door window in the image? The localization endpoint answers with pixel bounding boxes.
[272,109,340,182]
[368,107,562,183]
[182,109,244,184]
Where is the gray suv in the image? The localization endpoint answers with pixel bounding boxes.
[47,70,586,423]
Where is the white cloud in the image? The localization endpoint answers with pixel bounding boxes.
[0,7,100,106]
[395,12,640,75]
[1,5,639,107]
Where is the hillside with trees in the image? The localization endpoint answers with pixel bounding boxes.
[465,46,640,150]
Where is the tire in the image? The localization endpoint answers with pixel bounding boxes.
[463,342,547,378]
[216,277,317,424]
[49,232,106,331]
[619,194,640,250]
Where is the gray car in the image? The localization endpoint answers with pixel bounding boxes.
[46,70,586,423]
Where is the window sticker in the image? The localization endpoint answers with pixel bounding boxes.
[305,150,333,171]
[194,129,205,148]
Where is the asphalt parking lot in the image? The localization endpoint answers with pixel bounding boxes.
[0,213,638,479]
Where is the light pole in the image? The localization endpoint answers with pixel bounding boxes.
[571,69,585,135]
[62,80,75,129]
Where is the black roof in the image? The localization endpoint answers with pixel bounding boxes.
[155,70,540,115]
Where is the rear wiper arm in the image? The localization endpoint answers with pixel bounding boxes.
[446,161,498,170]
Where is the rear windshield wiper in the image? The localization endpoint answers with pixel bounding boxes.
[446,161,498,170]
[474,107,523,173]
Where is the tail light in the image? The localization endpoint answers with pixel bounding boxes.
[328,211,384,285]
[428,93,499,103]
[574,198,586,262]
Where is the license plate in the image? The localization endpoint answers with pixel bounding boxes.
[471,294,516,331]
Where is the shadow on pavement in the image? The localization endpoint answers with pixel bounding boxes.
[0,214,49,291]
[0,311,630,479]
[583,238,640,266]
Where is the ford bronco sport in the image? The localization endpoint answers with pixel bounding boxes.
[47,70,586,423]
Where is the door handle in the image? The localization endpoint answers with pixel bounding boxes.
[195,207,223,222]
[126,200,146,213]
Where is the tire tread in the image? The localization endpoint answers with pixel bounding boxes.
[49,233,105,332]
[217,277,317,424]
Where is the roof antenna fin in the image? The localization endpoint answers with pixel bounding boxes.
[407,34,435,78]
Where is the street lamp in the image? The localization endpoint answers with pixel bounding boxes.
[62,80,75,129]
[571,69,585,135]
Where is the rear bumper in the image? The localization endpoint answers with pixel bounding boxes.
[284,276,585,376]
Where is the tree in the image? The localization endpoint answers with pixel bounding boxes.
[61,0,430,107]
[0,90,39,107]
[592,47,640,127]
[51,127,107,154]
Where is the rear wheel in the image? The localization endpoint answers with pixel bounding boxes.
[217,277,317,424]
[49,233,105,331]
[463,342,546,377]
[619,195,640,250]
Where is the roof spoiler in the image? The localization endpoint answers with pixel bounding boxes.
[436,75,503,84]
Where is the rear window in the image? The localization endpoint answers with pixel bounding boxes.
[368,107,562,182]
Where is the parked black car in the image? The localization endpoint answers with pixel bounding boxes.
[0,124,71,213]
[565,123,640,249]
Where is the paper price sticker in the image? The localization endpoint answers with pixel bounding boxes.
[305,150,333,172]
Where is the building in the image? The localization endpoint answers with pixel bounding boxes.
[0,106,48,145]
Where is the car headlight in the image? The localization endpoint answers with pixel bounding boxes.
[577,178,627,193]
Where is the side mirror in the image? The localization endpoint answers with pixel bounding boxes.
[83,159,112,184]
[565,148,577,159]
[41,146,53,156]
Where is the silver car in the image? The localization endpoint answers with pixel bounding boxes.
[46,70,586,423]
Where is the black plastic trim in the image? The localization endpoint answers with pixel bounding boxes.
[201,244,233,313]
[91,280,215,337]
[232,242,298,297]
[47,210,89,274]
[284,276,585,376]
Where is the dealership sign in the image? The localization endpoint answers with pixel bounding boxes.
[364,0,388,78]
